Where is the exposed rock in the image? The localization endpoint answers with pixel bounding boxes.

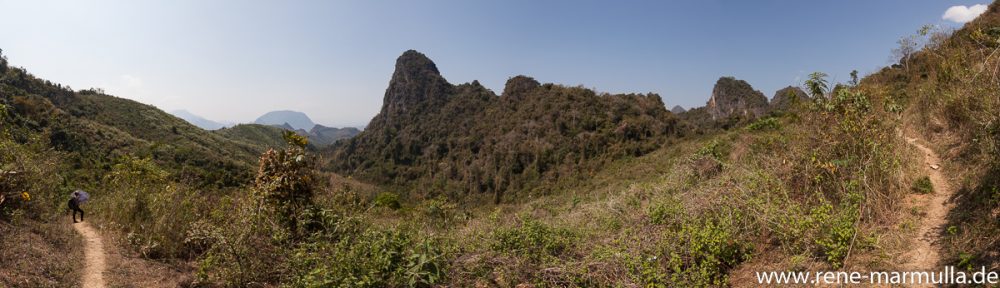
[705,77,768,120]
[769,86,809,112]
[502,75,541,101]
[373,50,452,128]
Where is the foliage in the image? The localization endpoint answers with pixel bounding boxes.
[805,72,829,98]
[491,218,573,262]
[328,51,681,203]
[648,212,752,287]
[373,192,402,210]
[746,117,781,131]
[287,226,447,287]
[254,131,316,238]
[911,176,934,194]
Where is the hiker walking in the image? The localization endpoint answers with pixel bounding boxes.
[68,190,89,223]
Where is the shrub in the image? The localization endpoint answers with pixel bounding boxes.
[696,139,727,160]
[649,199,684,226]
[254,131,316,238]
[422,195,457,226]
[491,218,573,262]
[912,176,934,194]
[374,192,401,210]
[287,227,447,287]
[746,117,781,131]
[655,212,752,287]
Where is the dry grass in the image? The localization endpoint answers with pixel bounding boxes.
[0,219,83,288]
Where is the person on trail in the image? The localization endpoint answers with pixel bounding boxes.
[69,191,85,223]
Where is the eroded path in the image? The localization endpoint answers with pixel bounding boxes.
[73,222,107,288]
[901,136,953,271]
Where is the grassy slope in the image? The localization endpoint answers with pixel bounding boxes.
[213,123,290,151]
[879,3,1000,270]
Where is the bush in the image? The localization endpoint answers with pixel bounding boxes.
[649,199,684,226]
[287,227,447,287]
[746,117,781,131]
[491,218,573,262]
[374,192,401,210]
[653,212,752,287]
[912,176,934,194]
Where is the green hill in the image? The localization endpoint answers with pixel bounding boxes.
[0,57,281,187]
[213,123,291,150]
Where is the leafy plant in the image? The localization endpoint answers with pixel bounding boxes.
[374,192,402,210]
[912,176,934,194]
[805,72,829,98]
[491,218,573,262]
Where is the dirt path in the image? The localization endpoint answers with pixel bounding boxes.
[901,136,953,271]
[73,222,107,288]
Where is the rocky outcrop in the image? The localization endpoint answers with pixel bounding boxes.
[705,77,768,120]
[769,86,809,112]
[502,75,541,101]
[371,50,453,130]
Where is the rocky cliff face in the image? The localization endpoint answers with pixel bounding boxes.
[367,50,453,132]
[705,77,768,120]
[769,86,809,112]
[502,75,541,101]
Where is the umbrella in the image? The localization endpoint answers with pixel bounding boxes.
[73,190,90,203]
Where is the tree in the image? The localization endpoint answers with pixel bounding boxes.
[849,70,859,86]
[805,72,829,98]
[254,131,314,238]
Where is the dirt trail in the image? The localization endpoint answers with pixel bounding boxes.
[901,136,953,271]
[73,222,107,288]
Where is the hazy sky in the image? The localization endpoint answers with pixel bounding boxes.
[0,1,987,127]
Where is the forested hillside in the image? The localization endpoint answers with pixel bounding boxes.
[327,51,682,203]
[0,57,290,187]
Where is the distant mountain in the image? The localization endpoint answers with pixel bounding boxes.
[308,125,360,146]
[260,123,359,147]
[254,110,315,130]
[170,109,226,130]
[670,105,686,114]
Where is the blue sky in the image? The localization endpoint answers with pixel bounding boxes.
[0,1,988,127]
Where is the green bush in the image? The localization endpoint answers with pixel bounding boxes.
[746,117,781,131]
[649,199,684,226]
[912,176,934,194]
[655,212,752,287]
[696,140,727,160]
[422,195,457,226]
[491,218,573,262]
[288,227,446,287]
[374,192,401,210]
